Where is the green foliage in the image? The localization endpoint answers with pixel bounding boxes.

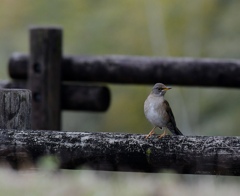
[37,156,59,171]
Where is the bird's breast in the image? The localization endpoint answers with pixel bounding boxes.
[144,95,168,127]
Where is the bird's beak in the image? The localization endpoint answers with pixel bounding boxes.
[163,87,172,91]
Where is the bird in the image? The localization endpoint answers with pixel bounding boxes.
[144,83,183,139]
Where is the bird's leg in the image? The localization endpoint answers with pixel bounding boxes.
[158,129,167,139]
[145,126,157,139]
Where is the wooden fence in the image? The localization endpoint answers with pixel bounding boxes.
[1,27,240,175]
[7,27,240,130]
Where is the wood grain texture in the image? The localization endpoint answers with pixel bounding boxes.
[0,129,240,175]
[0,89,31,129]
[9,53,240,87]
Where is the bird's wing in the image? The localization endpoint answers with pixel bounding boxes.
[163,100,183,135]
[163,100,177,127]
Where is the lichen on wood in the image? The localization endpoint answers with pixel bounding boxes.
[0,129,240,176]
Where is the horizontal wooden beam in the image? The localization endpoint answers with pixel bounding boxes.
[9,53,240,87]
[1,129,240,175]
[0,81,110,112]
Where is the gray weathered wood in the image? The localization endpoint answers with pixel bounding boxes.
[28,27,62,130]
[0,89,31,129]
[9,53,240,87]
[1,129,240,175]
[0,81,110,111]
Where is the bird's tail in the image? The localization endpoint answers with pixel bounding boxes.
[172,127,183,135]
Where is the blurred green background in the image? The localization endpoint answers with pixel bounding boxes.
[1,0,240,194]
[1,0,238,136]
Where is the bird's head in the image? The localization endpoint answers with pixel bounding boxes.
[151,83,171,96]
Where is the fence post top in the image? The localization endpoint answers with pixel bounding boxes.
[29,26,62,31]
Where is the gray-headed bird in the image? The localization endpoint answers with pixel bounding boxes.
[144,83,183,139]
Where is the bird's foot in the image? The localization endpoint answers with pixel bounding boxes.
[145,127,156,139]
[158,130,167,139]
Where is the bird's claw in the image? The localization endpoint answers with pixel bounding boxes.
[158,130,166,139]
[145,127,156,139]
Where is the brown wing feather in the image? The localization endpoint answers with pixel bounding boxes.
[163,100,177,127]
[163,100,183,135]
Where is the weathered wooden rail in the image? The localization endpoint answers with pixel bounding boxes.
[2,129,240,176]
[9,53,240,87]
[0,80,110,111]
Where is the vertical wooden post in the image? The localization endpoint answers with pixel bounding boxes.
[0,89,31,129]
[28,27,62,130]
